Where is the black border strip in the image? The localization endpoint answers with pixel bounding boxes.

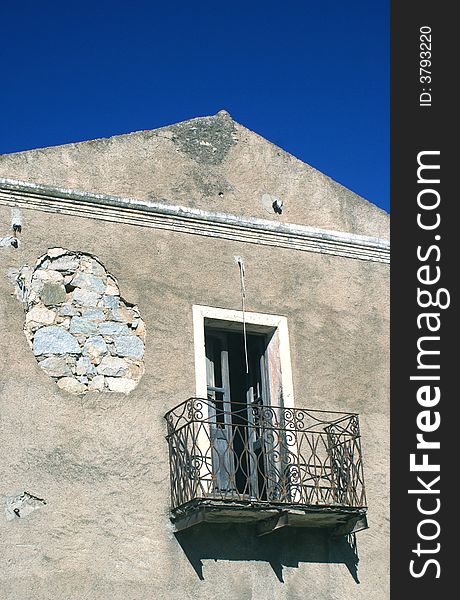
[391,2,456,597]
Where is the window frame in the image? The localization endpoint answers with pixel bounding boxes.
[192,305,295,410]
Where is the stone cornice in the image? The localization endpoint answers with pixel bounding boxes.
[0,178,389,263]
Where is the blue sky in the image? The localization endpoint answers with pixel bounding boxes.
[1,1,389,212]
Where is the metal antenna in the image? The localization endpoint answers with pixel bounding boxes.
[235,256,249,374]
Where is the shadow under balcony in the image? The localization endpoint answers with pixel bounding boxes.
[164,398,368,537]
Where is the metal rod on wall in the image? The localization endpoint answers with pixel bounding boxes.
[235,255,249,374]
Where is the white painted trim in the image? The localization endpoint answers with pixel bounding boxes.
[192,304,295,408]
[192,305,297,496]
[0,178,390,263]
[193,305,208,400]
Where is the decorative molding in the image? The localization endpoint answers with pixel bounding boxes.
[0,178,390,263]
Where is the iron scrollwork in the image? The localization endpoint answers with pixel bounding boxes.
[165,398,367,511]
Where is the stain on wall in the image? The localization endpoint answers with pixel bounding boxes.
[14,248,145,395]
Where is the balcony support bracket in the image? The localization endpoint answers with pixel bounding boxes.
[256,512,291,537]
[332,514,369,537]
[173,507,208,532]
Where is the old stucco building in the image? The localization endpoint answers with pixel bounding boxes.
[0,111,389,599]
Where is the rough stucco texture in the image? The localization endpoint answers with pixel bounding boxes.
[0,204,389,600]
[0,112,389,239]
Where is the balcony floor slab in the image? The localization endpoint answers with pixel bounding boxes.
[171,499,368,536]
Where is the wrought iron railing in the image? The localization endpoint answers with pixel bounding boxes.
[165,398,366,512]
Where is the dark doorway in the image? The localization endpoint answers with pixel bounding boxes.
[205,327,271,498]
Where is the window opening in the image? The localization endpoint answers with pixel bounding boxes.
[205,326,271,499]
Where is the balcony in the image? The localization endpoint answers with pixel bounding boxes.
[165,398,367,536]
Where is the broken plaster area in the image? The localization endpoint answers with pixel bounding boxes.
[3,491,46,521]
[14,248,145,395]
[169,113,237,166]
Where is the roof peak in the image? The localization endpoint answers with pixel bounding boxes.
[216,109,231,118]
[0,111,389,239]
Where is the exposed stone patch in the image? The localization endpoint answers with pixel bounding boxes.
[75,357,96,376]
[33,326,81,355]
[69,316,98,335]
[39,356,72,378]
[81,308,105,321]
[14,249,145,395]
[26,305,55,327]
[71,272,106,294]
[57,376,87,394]
[48,254,80,271]
[41,282,67,306]
[72,288,101,307]
[82,335,108,361]
[98,321,129,336]
[106,377,137,394]
[97,356,129,377]
[114,335,145,359]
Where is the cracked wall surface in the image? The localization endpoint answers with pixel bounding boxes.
[15,248,145,394]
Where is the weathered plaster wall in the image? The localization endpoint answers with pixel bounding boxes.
[0,112,389,239]
[0,204,389,600]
